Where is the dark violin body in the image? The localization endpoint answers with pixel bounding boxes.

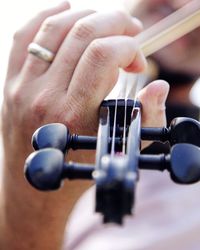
[24,99,200,224]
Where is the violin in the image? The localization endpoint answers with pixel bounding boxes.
[24,0,200,224]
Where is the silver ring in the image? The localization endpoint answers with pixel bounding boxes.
[27,43,55,63]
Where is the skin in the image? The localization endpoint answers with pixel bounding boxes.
[0,1,169,249]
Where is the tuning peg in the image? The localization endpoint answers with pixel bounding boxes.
[24,148,94,191]
[169,143,200,184]
[32,123,70,152]
[141,117,200,146]
[24,148,64,191]
[32,123,97,152]
[169,117,200,146]
[139,143,200,184]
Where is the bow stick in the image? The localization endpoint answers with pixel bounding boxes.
[24,0,200,224]
[138,0,200,56]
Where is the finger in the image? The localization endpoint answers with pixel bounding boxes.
[7,1,70,79]
[64,36,146,132]
[137,80,169,127]
[22,9,95,77]
[49,11,143,88]
[137,80,170,149]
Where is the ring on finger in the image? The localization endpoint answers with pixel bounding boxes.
[27,42,55,63]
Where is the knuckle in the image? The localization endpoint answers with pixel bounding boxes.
[87,40,112,65]
[62,110,81,132]
[2,86,24,126]
[72,20,95,40]
[30,93,48,121]
[4,84,24,109]
[8,87,24,107]
[61,100,86,133]
[41,16,58,33]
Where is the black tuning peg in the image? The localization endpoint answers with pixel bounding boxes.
[169,143,200,184]
[24,148,64,191]
[169,117,200,146]
[24,148,94,191]
[139,143,200,184]
[141,117,200,146]
[32,123,97,152]
[32,123,69,152]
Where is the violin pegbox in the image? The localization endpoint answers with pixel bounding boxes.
[24,99,200,225]
[25,99,142,224]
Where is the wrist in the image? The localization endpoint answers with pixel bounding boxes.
[1,136,93,249]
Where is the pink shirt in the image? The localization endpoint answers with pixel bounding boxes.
[64,171,200,250]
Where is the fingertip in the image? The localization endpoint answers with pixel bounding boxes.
[146,80,170,93]
[46,1,70,12]
[147,80,170,107]
[131,17,144,32]
[137,80,170,114]
[138,80,169,148]
[125,50,147,73]
[57,0,71,8]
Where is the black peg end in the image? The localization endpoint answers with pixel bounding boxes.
[24,148,64,191]
[169,117,200,146]
[170,143,200,184]
[32,123,70,152]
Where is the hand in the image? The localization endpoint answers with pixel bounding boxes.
[0,2,169,249]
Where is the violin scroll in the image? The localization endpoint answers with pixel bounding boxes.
[24,99,200,224]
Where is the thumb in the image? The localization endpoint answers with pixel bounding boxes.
[137,80,170,149]
[137,80,170,127]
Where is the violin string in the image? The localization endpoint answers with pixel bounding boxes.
[111,70,129,156]
[111,98,118,157]
[129,72,147,130]
[122,72,143,154]
[122,74,128,155]
[133,74,146,109]
[130,75,139,127]
[111,69,128,156]
[111,70,147,156]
